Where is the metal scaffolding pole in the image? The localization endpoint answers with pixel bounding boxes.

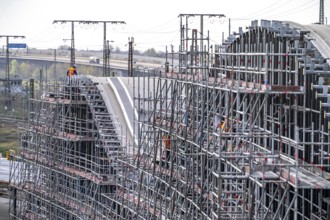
[10,17,330,220]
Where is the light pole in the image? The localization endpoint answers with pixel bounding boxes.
[128,37,134,77]
[107,40,114,76]
[53,19,125,71]
[0,35,25,110]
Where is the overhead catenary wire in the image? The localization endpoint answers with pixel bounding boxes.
[234,0,319,21]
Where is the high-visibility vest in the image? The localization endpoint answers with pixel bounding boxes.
[163,135,171,149]
[68,67,75,76]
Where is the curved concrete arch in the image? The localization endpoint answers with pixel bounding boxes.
[285,21,330,60]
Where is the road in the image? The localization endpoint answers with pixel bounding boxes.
[0,53,166,71]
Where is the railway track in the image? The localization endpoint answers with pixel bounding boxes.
[0,114,25,124]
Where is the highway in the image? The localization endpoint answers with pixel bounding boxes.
[0,53,166,74]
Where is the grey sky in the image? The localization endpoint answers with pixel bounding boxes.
[0,0,325,51]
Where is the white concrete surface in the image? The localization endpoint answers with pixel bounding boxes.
[285,21,330,61]
[0,159,9,182]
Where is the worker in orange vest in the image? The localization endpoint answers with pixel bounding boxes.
[66,64,78,85]
[163,134,171,168]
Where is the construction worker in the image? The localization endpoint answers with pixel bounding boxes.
[6,149,15,160]
[162,134,171,168]
[66,64,78,85]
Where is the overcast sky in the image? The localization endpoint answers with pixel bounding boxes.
[0,0,327,52]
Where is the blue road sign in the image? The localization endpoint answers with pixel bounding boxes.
[8,43,27,48]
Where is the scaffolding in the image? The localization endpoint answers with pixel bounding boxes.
[120,18,330,219]
[9,76,125,219]
[9,17,330,220]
